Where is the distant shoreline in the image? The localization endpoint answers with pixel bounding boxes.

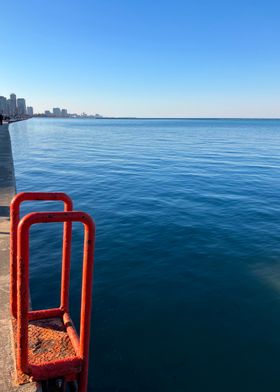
[31,116,280,121]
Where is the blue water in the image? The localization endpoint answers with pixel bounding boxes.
[9,118,280,391]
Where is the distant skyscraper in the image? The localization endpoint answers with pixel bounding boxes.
[10,93,17,116]
[61,109,68,117]
[6,99,12,116]
[17,98,26,116]
[27,106,33,116]
[53,107,61,116]
[0,96,7,114]
[45,110,51,116]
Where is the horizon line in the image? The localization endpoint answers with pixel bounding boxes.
[32,116,280,120]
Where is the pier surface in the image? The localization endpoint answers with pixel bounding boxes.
[0,124,38,391]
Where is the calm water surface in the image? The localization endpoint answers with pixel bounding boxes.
[10,118,280,391]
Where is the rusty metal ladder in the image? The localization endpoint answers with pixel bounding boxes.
[10,192,96,392]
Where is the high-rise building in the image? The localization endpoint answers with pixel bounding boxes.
[53,107,61,116]
[45,110,52,116]
[27,106,33,116]
[0,96,7,114]
[61,109,68,117]
[17,98,26,116]
[6,99,12,116]
[10,93,17,116]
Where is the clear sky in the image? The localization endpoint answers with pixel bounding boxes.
[1,0,280,117]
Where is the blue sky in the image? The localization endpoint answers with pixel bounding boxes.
[1,0,280,117]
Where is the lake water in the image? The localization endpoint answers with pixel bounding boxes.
[9,118,280,391]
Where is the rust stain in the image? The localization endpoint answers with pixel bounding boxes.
[28,318,76,364]
[12,318,33,385]
[12,317,77,384]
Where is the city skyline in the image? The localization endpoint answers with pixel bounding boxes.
[1,1,280,118]
[0,93,33,117]
[0,90,104,118]
[41,107,103,118]
[0,92,104,118]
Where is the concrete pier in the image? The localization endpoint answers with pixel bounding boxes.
[0,124,38,391]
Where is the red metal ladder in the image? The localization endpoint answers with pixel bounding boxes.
[10,192,95,391]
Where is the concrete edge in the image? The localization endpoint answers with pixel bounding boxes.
[0,123,40,392]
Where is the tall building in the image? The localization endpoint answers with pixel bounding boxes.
[17,98,26,116]
[27,106,33,116]
[10,93,17,117]
[6,99,12,116]
[53,107,61,116]
[0,96,7,114]
[61,109,68,117]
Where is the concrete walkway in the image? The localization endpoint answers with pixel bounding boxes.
[0,124,38,391]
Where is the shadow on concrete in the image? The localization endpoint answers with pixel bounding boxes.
[0,206,10,218]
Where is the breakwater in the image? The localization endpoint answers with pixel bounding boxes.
[0,124,37,391]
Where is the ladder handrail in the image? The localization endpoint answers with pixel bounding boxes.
[10,192,73,318]
[16,210,95,392]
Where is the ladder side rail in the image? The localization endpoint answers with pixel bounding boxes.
[10,192,73,318]
[16,211,95,392]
